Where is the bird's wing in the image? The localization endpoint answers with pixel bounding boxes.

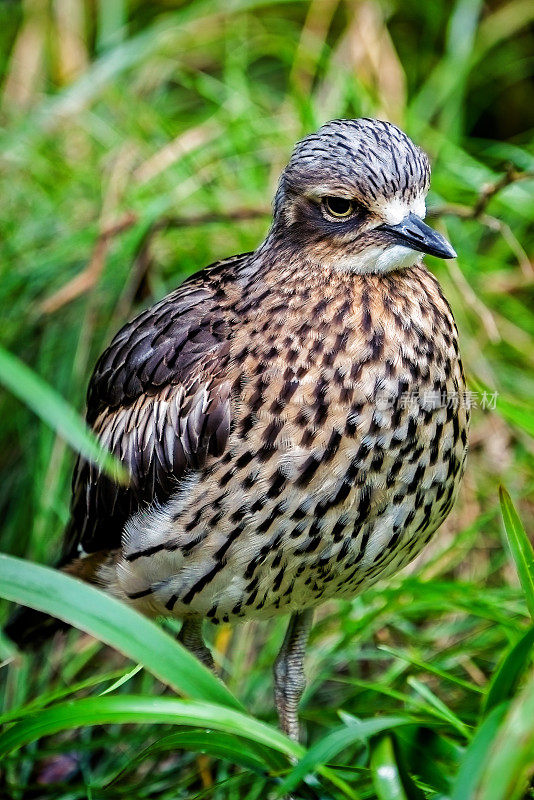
[62,254,249,561]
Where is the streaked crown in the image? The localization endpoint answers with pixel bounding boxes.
[278,118,430,218]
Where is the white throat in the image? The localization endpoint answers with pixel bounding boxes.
[336,196,427,274]
[334,243,422,275]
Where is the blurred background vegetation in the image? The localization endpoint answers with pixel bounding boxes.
[0,0,533,798]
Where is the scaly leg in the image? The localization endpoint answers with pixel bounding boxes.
[273,609,314,742]
[178,617,215,672]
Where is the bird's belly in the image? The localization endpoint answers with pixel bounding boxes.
[114,398,467,623]
[113,278,471,622]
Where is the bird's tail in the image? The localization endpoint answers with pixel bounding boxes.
[4,606,70,652]
[4,551,108,651]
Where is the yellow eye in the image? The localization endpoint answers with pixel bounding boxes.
[323,196,355,218]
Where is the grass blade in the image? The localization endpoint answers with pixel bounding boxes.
[483,625,534,715]
[378,644,483,694]
[0,345,125,482]
[102,730,268,787]
[100,664,143,695]
[0,669,128,724]
[370,734,425,800]
[0,695,301,761]
[475,671,534,800]
[278,716,410,796]
[497,396,534,438]
[96,0,127,52]
[0,555,240,709]
[407,677,470,737]
[450,704,508,800]
[499,487,534,619]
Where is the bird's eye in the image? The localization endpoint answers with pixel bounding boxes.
[322,196,355,219]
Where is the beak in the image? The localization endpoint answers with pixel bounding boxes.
[380,212,456,259]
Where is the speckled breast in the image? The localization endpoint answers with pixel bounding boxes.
[118,264,469,623]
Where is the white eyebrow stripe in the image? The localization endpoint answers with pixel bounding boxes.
[305,186,355,201]
[377,195,426,224]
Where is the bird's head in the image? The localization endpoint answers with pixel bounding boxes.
[272,118,455,274]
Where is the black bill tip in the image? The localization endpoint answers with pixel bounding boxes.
[381,212,456,260]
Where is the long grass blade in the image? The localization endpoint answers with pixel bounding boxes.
[0,555,239,709]
[475,671,534,800]
[101,730,268,787]
[278,716,410,796]
[0,345,126,482]
[0,695,302,761]
[497,396,534,438]
[483,625,534,715]
[370,734,425,800]
[499,487,534,619]
[450,704,508,800]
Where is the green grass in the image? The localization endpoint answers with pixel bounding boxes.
[1,0,534,797]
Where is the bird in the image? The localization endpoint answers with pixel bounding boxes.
[6,118,469,743]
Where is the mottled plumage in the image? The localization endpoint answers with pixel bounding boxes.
[7,118,469,741]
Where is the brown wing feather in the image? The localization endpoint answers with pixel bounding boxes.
[62,254,249,561]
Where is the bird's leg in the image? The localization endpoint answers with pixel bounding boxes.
[178,617,215,672]
[273,609,314,742]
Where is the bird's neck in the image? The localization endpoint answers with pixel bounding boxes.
[238,228,423,297]
[250,224,423,281]
[230,237,447,338]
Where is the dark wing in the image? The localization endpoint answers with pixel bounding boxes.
[62,255,248,561]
